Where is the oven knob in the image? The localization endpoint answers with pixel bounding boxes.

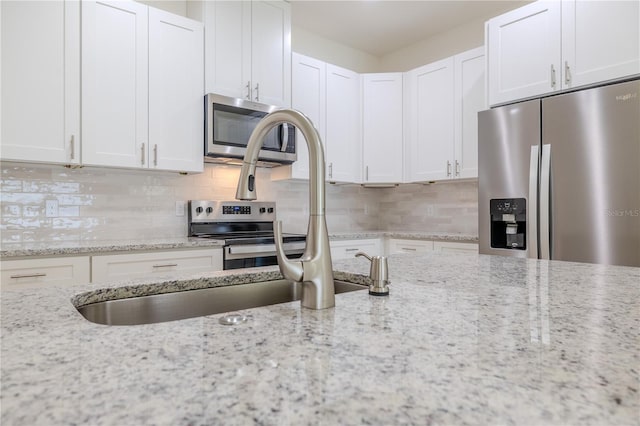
[206,207,213,214]
[259,207,266,213]
[195,207,203,214]
[267,207,274,213]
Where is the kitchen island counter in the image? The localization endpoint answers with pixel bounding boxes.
[1,252,638,425]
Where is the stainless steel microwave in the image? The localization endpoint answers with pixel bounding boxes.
[204,93,296,166]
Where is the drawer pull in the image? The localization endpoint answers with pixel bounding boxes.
[10,273,47,279]
[345,248,359,252]
[152,263,178,268]
[401,247,417,251]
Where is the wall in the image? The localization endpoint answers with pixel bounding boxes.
[291,26,381,73]
[0,162,478,245]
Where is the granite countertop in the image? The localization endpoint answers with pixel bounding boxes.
[1,252,638,425]
[0,237,225,258]
[0,232,477,259]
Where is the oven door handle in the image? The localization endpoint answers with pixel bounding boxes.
[227,241,306,255]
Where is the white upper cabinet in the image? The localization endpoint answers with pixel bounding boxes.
[454,47,485,179]
[561,0,639,89]
[326,64,362,183]
[1,0,80,165]
[82,0,149,169]
[487,1,561,106]
[487,0,639,106]
[148,8,204,173]
[83,1,203,173]
[405,47,485,182]
[405,59,454,182]
[189,0,291,107]
[362,73,404,184]
[272,53,326,181]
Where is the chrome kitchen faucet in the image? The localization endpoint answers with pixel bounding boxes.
[235,109,335,310]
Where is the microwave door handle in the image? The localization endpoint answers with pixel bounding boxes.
[280,124,289,152]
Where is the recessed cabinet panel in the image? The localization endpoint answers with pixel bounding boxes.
[326,64,361,183]
[406,59,454,182]
[82,0,149,168]
[149,8,204,173]
[487,1,561,106]
[1,256,90,290]
[362,73,403,184]
[1,0,80,165]
[273,53,326,181]
[454,47,485,179]
[562,0,639,89]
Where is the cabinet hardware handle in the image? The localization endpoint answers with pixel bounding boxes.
[329,163,333,179]
[564,61,571,85]
[455,160,460,176]
[153,144,158,166]
[10,273,47,279]
[345,248,359,252]
[401,247,417,251]
[246,81,251,100]
[550,64,556,88]
[152,263,178,268]
[366,166,369,181]
[254,83,260,102]
[70,135,75,160]
[141,143,146,165]
[447,160,452,177]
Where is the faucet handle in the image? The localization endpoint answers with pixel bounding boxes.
[354,251,390,296]
[274,220,304,282]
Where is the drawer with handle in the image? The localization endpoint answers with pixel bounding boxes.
[1,256,91,290]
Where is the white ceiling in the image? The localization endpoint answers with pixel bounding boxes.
[291,0,530,57]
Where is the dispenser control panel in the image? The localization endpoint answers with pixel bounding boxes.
[490,199,526,215]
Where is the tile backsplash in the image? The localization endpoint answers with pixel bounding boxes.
[0,162,478,244]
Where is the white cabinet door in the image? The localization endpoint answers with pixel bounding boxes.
[149,8,204,173]
[250,1,291,107]
[362,73,403,184]
[1,0,80,165]
[330,239,382,260]
[405,58,454,182]
[386,239,434,255]
[191,0,290,107]
[199,1,251,100]
[487,1,561,106]
[273,53,326,181]
[326,64,361,183]
[562,0,640,89]
[454,47,484,179]
[433,241,478,254]
[1,256,90,290]
[82,0,149,168]
[91,249,223,283]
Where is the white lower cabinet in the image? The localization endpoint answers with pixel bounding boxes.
[433,241,478,254]
[330,239,383,261]
[91,249,223,283]
[1,256,90,290]
[386,239,434,255]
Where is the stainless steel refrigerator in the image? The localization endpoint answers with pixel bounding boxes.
[478,78,640,267]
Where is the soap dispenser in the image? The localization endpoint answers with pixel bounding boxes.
[355,252,390,296]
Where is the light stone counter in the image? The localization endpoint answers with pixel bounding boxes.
[1,252,638,425]
[0,237,225,259]
[329,231,478,243]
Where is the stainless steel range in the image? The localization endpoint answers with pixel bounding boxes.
[188,200,306,270]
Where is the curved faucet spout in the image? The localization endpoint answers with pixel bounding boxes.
[236,109,335,310]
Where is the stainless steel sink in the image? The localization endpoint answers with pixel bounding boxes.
[76,280,366,326]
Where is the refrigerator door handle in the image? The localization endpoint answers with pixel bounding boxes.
[529,145,539,259]
[540,144,552,260]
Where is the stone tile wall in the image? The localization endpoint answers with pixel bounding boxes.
[0,162,478,244]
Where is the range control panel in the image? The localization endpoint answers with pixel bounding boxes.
[189,200,276,223]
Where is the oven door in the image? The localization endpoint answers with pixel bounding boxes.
[223,242,306,270]
[205,94,296,164]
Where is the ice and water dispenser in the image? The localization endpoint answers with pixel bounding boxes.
[490,198,526,250]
